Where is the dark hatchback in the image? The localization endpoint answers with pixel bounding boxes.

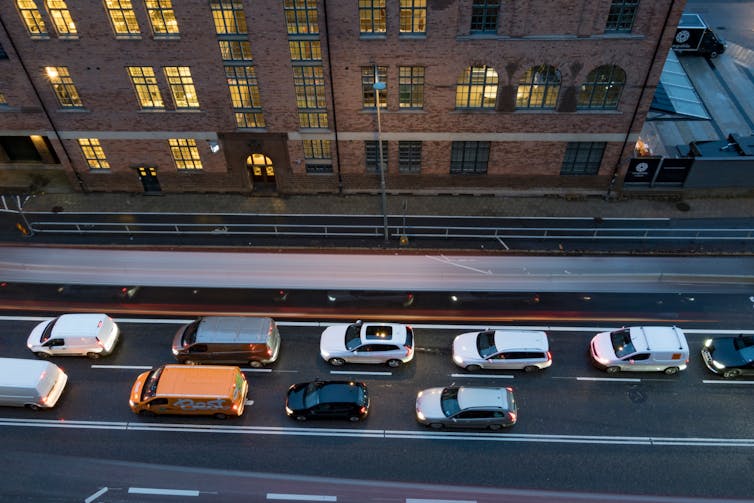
[285,380,369,422]
[701,335,754,378]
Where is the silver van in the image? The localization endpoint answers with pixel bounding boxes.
[590,326,689,375]
[172,316,280,368]
[0,357,68,410]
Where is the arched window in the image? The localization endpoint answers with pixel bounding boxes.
[578,65,626,110]
[455,66,498,109]
[516,65,561,109]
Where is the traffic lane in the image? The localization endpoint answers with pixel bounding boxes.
[3,428,754,499]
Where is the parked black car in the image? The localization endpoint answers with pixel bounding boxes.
[701,335,754,378]
[285,380,369,422]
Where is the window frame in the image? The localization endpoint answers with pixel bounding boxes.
[398,141,422,173]
[46,0,78,38]
[605,0,639,33]
[169,138,203,170]
[365,140,388,174]
[145,0,179,38]
[225,66,265,128]
[78,138,110,169]
[46,66,83,108]
[470,0,499,34]
[516,65,561,110]
[164,66,200,110]
[450,141,489,175]
[455,66,498,109]
[361,66,387,109]
[399,0,426,35]
[17,0,48,37]
[359,0,386,35]
[210,0,248,35]
[578,65,626,110]
[284,0,319,35]
[560,142,606,175]
[104,0,141,38]
[399,66,424,109]
[127,66,165,110]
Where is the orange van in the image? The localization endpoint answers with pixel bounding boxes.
[129,364,248,419]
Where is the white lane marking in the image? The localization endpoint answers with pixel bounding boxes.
[241,368,273,373]
[407,500,476,503]
[330,370,392,376]
[450,373,514,379]
[576,377,641,382]
[703,380,754,385]
[84,487,108,503]
[2,418,754,448]
[91,365,152,370]
[245,400,255,405]
[128,487,199,496]
[267,494,337,501]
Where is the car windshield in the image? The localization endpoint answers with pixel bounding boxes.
[40,317,60,343]
[440,387,461,418]
[476,331,498,358]
[142,366,164,400]
[733,335,754,351]
[303,381,324,408]
[182,320,200,345]
[345,324,362,351]
[610,328,636,358]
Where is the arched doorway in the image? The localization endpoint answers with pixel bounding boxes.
[247,153,276,192]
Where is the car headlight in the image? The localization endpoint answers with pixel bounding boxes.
[285,406,294,415]
[320,349,330,359]
[129,400,135,407]
[704,339,712,348]
[712,360,726,370]
[416,410,426,421]
[452,354,464,365]
[171,348,179,356]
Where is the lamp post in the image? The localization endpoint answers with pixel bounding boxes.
[373,68,389,242]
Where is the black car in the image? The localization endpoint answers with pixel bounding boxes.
[285,380,369,422]
[701,335,754,378]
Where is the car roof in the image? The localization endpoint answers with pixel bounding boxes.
[195,316,272,343]
[630,326,687,352]
[493,330,548,351]
[315,381,366,403]
[52,313,110,338]
[457,387,509,410]
[359,323,407,344]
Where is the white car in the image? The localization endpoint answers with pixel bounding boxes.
[27,313,120,359]
[320,320,414,367]
[589,326,689,374]
[453,329,551,372]
[415,386,517,430]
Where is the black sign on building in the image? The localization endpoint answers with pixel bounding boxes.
[624,157,661,184]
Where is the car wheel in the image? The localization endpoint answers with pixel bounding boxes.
[723,369,741,378]
[429,423,444,430]
[138,410,156,417]
[465,364,481,372]
[328,357,345,366]
[34,352,49,359]
[664,366,679,375]
[606,366,620,374]
[489,424,503,431]
[295,415,307,422]
[348,416,361,422]
[184,360,197,365]
[386,359,402,368]
[710,51,719,58]
[26,403,41,411]
[214,413,228,420]
[86,352,101,360]
[249,360,263,368]
[523,365,538,373]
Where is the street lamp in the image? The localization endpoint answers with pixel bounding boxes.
[373,67,389,242]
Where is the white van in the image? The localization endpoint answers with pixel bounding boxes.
[27,313,120,359]
[590,326,689,375]
[0,357,68,410]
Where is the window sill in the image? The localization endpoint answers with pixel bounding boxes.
[398,33,427,40]
[58,108,89,112]
[359,34,387,40]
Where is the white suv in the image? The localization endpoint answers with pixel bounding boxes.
[320,320,414,367]
[453,329,551,372]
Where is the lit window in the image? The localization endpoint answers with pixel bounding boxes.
[298,112,328,129]
[17,0,48,37]
[211,0,247,35]
[46,0,77,38]
[450,141,489,174]
[578,65,626,110]
[78,139,110,169]
[0,92,8,105]
[169,138,202,169]
[470,0,499,33]
[400,0,426,34]
[145,0,179,37]
[455,66,497,109]
[359,0,386,34]
[127,66,165,109]
[219,40,253,61]
[105,0,141,37]
[605,0,639,33]
[46,66,83,108]
[516,65,561,110]
[561,142,606,175]
[304,140,331,159]
[289,40,321,61]
[399,141,421,173]
[284,0,319,35]
[226,66,265,128]
[399,66,424,108]
[362,66,387,109]
[293,66,326,110]
[164,67,200,109]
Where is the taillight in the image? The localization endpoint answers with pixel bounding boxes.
[359,406,367,414]
[405,345,412,356]
[232,404,238,411]
[508,411,517,422]
[546,351,552,361]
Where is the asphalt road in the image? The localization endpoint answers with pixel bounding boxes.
[1,313,754,502]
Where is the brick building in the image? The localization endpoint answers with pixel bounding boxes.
[0,0,685,196]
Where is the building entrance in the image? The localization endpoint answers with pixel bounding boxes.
[247,153,276,192]
[137,166,161,193]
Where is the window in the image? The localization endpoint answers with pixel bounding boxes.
[365,141,388,173]
[516,65,561,109]
[226,66,265,128]
[105,0,140,37]
[605,0,639,33]
[293,66,326,110]
[0,92,6,105]
[362,66,387,109]
[470,0,499,33]
[578,65,626,110]
[46,0,77,38]
[17,0,48,37]
[46,66,82,108]
[78,139,110,169]
[306,164,333,174]
[219,41,253,61]
[164,67,200,109]
[399,66,424,109]
[359,0,386,35]
[169,138,202,169]
[298,112,328,129]
[289,40,321,61]
[400,0,426,34]
[399,141,421,173]
[455,66,497,109]
[304,139,332,173]
[211,0,247,35]
[127,66,165,109]
[561,142,606,175]
[450,141,489,174]
[145,0,179,37]
[284,0,319,35]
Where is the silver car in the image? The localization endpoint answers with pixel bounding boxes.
[320,320,414,367]
[415,386,517,430]
[452,329,551,372]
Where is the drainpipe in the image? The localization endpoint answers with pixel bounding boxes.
[322,0,343,194]
[606,0,675,198]
[0,12,88,193]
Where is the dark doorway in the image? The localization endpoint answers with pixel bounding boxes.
[137,166,161,194]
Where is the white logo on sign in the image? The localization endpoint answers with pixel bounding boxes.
[675,30,691,43]
[635,162,649,173]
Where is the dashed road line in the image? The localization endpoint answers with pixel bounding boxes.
[703,380,754,385]
[330,370,392,376]
[450,373,514,379]
[267,493,337,501]
[128,487,199,497]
